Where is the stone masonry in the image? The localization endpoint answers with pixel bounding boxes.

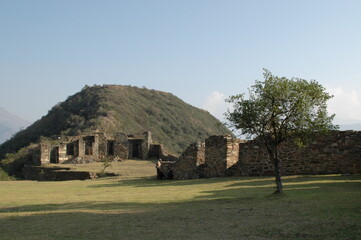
[203,135,242,178]
[173,141,205,180]
[157,131,361,180]
[239,130,361,176]
[36,131,162,165]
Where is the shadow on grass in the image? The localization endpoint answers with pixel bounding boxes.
[1,175,360,239]
[1,182,360,240]
[0,199,310,240]
[5,175,359,215]
[192,174,361,205]
[89,176,277,189]
[90,174,361,192]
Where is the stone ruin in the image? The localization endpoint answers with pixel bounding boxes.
[21,130,168,180]
[31,131,165,166]
[156,131,361,180]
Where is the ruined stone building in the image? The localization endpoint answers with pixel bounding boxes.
[157,131,361,180]
[33,131,164,165]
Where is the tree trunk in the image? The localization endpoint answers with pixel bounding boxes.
[273,156,283,194]
[267,145,283,194]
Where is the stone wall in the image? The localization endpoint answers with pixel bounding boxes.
[40,143,50,165]
[142,131,152,159]
[22,166,97,181]
[59,144,67,163]
[114,132,129,159]
[173,141,205,180]
[239,131,361,176]
[203,135,241,178]
[98,133,107,158]
[156,131,361,180]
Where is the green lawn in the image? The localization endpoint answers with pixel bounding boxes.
[0,160,360,240]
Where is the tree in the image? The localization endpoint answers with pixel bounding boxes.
[99,156,112,177]
[225,69,337,194]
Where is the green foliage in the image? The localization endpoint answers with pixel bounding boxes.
[98,157,112,177]
[0,144,38,178]
[0,167,14,180]
[0,85,232,162]
[226,69,337,142]
[226,69,338,193]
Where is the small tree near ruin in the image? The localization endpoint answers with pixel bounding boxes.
[225,69,337,194]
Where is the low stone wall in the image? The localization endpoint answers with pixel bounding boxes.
[239,131,361,176]
[22,166,97,181]
[173,141,205,180]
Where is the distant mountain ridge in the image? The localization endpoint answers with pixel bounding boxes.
[0,85,233,159]
[339,123,361,131]
[0,107,29,144]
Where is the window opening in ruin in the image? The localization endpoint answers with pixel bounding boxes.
[148,144,161,159]
[67,143,74,155]
[67,141,79,156]
[107,140,115,156]
[84,136,95,155]
[50,146,59,163]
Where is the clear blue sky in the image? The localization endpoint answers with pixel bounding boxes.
[1,0,360,125]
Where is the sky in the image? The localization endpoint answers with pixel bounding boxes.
[0,0,360,126]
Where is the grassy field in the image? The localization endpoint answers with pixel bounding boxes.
[0,160,360,240]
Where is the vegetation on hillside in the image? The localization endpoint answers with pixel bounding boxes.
[0,143,40,178]
[0,167,14,180]
[0,85,232,161]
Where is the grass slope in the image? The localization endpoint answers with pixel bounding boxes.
[0,161,360,240]
[0,85,232,160]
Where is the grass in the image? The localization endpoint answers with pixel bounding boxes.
[0,160,360,240]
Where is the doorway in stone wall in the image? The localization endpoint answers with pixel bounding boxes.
[107,140,115,156]
[132,142,140,158]
[83,136,95,155]
[129,140,142,159]
[50,146,59,163]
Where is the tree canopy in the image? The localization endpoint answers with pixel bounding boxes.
[226,69,337,193]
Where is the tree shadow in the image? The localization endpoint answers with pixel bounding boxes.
[1,185,359,240]
[194,174,361,202]
[89,175,277,189]
[1,175,360,239]
[91,173,361,190]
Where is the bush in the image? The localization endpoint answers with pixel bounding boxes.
[0,167,14,180]
[1,144,38,178]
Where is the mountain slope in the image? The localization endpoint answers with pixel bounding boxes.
[0,107,29,144]
[0,85,232,158]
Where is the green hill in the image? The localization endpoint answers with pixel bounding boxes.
[0,85,232,160]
